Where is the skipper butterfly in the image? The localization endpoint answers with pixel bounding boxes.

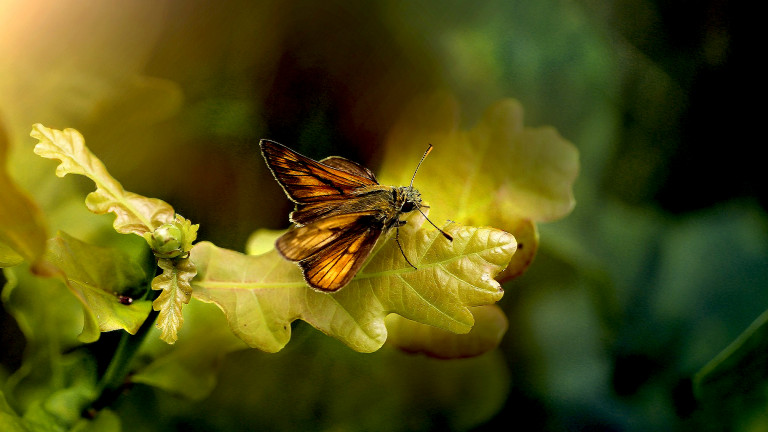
[260,140,452,291]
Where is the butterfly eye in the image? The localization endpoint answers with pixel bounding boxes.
[401,201,416,212]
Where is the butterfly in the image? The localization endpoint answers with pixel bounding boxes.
[260,140,452,292]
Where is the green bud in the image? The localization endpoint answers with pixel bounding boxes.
[144,214,199,259]
[147,223,185,258]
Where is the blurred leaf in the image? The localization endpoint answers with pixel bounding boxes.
[90,75,183,129]
[681,204,768,428]
[648,202,768,373]
[132,301,247,400]
[0,390,26,432]
[70,409,121,432]
[694,307,768,426]
[244,229,283,256]
[161,335,510,431]
[0,118,47,266]
[30,124,174,236]
[380,94,579,226]
[1,344,99,432]
[386,304,508,359]
[495,217,538,283]
[18,352,98,432]
[192,212,515,353]
[2,266,84,412]
[151,258,196,345]
[32,232,151,343]
[0,243,24,268]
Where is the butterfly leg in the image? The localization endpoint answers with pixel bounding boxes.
[394,220,417,270]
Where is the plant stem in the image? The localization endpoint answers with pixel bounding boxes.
[90,289,160,411]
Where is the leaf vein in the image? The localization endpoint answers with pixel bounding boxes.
[397,273,465,326]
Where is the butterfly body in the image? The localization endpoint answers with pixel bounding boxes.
[260,140,430,292]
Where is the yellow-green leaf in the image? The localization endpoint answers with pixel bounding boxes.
[152,257,196,344]
[191,212,515,353]
[32,232,152,342]
[30,124,174,236]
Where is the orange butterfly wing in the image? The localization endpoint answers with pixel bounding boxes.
[260,140,378,204]
[275,212,382,291]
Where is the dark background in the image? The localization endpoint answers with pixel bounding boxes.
[2,1,765,430]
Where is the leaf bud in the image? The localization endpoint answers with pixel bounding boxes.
[144,215,198,259]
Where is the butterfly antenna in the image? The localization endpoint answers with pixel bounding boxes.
[409,144,433,188]
[417,207,454,241]
[409,144,452,242]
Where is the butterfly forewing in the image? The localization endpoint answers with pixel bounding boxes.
[261,140,378,203]
[320,156,378,182]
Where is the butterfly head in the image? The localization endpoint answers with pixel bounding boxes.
[399,186,422,214]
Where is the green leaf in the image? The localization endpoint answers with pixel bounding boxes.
[32,232,152,342]
[151,257,196,344]
[191,212,515,353]
[0,119,47,266]
[30,124,174,236]
[385,304,508,359]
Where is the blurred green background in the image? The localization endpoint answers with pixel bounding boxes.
[1,0,765,430]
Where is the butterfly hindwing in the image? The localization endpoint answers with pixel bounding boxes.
[275,212,373,260]
[275,212,384,291]
[260,140,378,204]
